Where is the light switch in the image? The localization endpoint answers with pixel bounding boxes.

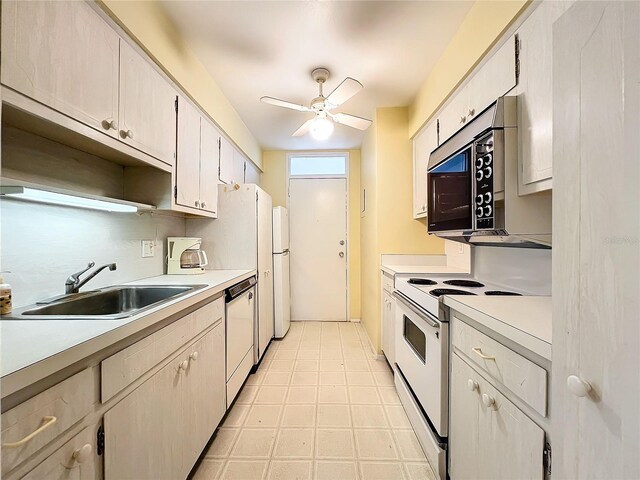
[141,240,155,258]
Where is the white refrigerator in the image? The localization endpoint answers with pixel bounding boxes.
[272,206,291,338]
[186,184,274,364]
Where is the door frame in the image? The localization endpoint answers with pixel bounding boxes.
[286,151,350,322]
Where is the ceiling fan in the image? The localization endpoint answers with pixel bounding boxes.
[260,68,372,140]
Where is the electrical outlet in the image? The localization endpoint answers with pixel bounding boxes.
[141,240,155,258]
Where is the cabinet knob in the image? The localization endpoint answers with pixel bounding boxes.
[179,360,189,371]
[120,129,134,139]
[482,393,496,409]
[201,202,206,208]
[72,443,93,464]
[190,351,199,361]
[195,200,200,208]
[567,375,592,397]
[102,119,118,131]
[460,115,467,124]
[468,108,475,117]
[467,379,479,392]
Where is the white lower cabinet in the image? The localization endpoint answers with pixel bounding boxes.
[412,119,438,218]
[449,353,544,480]
[381,274,396,365]
[104,322,226,480]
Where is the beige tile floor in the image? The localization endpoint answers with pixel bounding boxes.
[192,321,436,480]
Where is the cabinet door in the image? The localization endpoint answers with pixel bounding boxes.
[438,88,468,144]
[477,376,544,480]
[1,1,119,137]
[413,120,438,218]
[449,354,481,480]
[218,135,235,184]
[199,119,220,215]
[233,149,247,185]
[552,2,640,479]
[381,291,396,365]
[516,1,573,194]
[245,160,261,185]
[119,40,176,166]
[183,325,226,475]
[104,350,186,480]
[175,96,201,209]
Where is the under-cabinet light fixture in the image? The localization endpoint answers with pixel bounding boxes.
[0,186,138,213]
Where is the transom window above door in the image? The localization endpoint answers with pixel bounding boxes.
[289,154,347,177]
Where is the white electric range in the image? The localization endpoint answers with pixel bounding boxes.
[392,272,532,480]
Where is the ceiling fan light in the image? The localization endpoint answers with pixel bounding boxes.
[310,117,334,140]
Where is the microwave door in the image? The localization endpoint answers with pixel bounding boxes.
[427,149,472,232]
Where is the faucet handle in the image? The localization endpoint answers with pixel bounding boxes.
[67,262,95,283]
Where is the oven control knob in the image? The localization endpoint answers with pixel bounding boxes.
[484,205,492,216]
[484,166,493,178]
[476,170,484,181]
[484,192,492,203]
[476,195,483,205]
[476,158,483,169]
[476,206,484,217]
[484,154,493,166]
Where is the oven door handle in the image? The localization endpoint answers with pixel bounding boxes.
[392,291,440,329]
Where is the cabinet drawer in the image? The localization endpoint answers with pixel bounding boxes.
[1,369,94,476]
[451,317,547,416]
[22,426,98,480]
[382,272,394,293]
[101,297,223,403]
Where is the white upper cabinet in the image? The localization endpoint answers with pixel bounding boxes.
[1,1,120,137]
[233,149,248,184]
[244,160,261,185]
[438,36,517,145]
[218,135,235,184]
[199,119,220,215]
[515,1,573,195]
[413,119,438,218]
[119,41,177,166]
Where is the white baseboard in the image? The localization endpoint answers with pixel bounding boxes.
[356,323,385,360]
[350,318,361,323]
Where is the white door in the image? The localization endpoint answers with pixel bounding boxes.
[289,178,348,321]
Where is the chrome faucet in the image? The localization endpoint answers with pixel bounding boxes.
[65,262,117,294]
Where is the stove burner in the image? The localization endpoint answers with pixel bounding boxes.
[408,278,437,286]
[430,288,477,298]
[443,279,485,288]
[484,291,523,296]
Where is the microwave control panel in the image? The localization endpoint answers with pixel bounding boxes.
[474,133,495,230]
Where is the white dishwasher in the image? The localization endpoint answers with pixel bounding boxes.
[225,276,256,407]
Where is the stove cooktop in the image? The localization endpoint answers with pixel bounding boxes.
[430,288,477,298]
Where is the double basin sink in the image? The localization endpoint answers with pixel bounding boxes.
[4,285,207,320]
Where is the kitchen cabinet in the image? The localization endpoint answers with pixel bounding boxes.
[381,272,396,364]
[233,149,248,184]
[438,36,517,144]
[450,353,544,480]
[175,96,218,216]
[245,159,261,185]
[218,136,235,184]
[118,40,177,166]
[104,322,226,480]
[515,1,573,195]
[552,2,640,479]
[412,119,438,218]
[1,0,120,138]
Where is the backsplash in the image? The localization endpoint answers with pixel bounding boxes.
[0,199,186,307]
[472,246,552,295]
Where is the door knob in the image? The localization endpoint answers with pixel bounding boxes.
[338,252,344,258]
[567,375,592,397]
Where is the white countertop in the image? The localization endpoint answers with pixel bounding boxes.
[381,264,470,275]
[1,270,254,397]
[443,295,552,361]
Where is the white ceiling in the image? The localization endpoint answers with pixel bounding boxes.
[159,1,473,151]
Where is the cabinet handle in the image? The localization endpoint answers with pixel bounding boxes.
[179,359,189,371]
[72,443,93,465]
[472,347,495,361]
[2,416,57,448]
[102,119,118,131]
[190,351,199,361]
[567,375,592,397]
[467,379,479,391]
[482,393,497,409]
[120,129,134,139]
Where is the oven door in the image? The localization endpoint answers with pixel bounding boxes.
[393,292,448,437]
[427,147,473,233]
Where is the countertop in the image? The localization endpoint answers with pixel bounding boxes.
[0,270,254,398]
[381,264,470,276]
[443,295,552,361]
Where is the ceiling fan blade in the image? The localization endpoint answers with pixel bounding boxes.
[292,119,315,137]
[260,96,311,112]
[325,77,363,108]
[332,113,372,131]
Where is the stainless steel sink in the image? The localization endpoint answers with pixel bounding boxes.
[3,285,207,320]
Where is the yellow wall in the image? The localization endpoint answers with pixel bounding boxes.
[99,0,262,168]
[409,0,529,137]
[261,150,362,320]
[360,108,445,352]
